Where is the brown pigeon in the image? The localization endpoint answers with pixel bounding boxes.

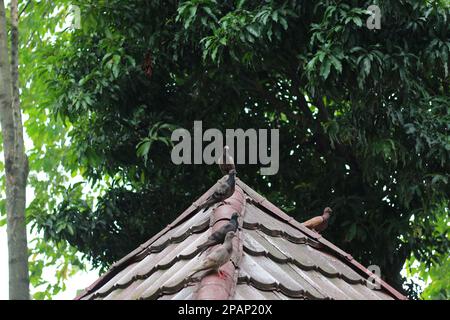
[198,169,236,211]
[196,213,239,255]
[189,231,236,279]
[302,207,333,233]
[218,145,235,175]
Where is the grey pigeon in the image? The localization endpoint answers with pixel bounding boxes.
[196,212,239,255]
[189,231,236,279]
[198,169,236,211]
[302,207,333,233]
[218,145,235,175]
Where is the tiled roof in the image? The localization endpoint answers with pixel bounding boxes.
[75,178,406,300]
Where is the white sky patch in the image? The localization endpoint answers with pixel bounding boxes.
[1,224,99,300]
[1,116,100,300]
[400,259,428,294]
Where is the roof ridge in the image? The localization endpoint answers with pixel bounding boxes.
[193,185,246,300]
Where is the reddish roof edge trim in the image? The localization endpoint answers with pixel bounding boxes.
[194,186,246,300]
[74,177,226,300]
[229,194,247,299]
[236,179,408,301]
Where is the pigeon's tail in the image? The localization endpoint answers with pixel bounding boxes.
[187,260,211,280]
[196,240,217,256]
[186,269,200,280]
[168,263,205,287]
[197,197,216,212]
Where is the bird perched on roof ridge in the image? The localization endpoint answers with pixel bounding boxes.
[188,231,236,279]
[198,169,236,211]
[302,207,333,233]
[196,212,239,255]
[218,145,235,175]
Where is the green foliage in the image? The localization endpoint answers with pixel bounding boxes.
[0,0,94,299]
[405,202,449,300]
[136,122,175,165]
[421,260,450,299]
[34,0,449,298]
[1,0,448,299]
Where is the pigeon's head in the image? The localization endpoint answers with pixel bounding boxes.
[224,145,230,153]
[228,169,237,177]
[323,207,333,216]
[225,231,236,241]
[231,212,239,220]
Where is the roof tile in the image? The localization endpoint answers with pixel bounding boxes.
[76,178,406,300]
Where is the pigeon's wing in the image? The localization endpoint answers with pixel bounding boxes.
[209,230,226,242]
[302,216,324,229]
[222,223,238,235]
[193,256,217,273]
[220,162,235,175]
[201,224,227,243]
[197,228,226,253]
[199,189,224,210]
[212,181,229,198]
[231,219,239,230]
[206,246,230,268]
[196,238,219,254]
[199,221,237,252]
[200,221,236,249]
[315,220,329,233]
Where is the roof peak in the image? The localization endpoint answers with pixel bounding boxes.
[75,177,406,300]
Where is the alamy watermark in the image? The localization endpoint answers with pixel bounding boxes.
[69,4,81,30]
[366,5,381,30]
[170,121,279,175]
[366,265,382,290]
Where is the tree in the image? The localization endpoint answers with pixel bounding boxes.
[404,202,449,300]
[3,0,89,299]
[10,0,448,298]
[0,0,29,299]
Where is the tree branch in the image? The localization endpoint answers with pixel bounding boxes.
[19,0,31,17]
[290,73,362,172]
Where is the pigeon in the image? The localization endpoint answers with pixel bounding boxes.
[302,207,333,233]
[196,213,239,255]
[198,169,236,211]
[218,145,235,175]
[189,231,236,279]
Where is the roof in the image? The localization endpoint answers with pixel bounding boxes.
[75,177,407,300]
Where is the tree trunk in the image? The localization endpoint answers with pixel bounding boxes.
[0,0,30,300]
